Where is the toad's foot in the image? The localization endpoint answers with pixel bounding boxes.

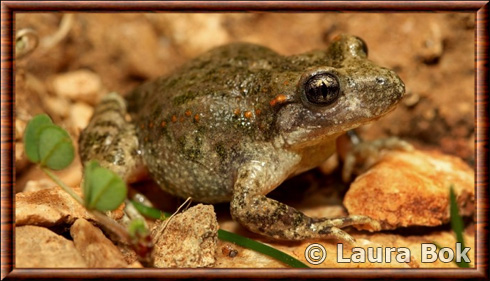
[308,215,381,244]
[342,136,413,182]
[230,162,381,244]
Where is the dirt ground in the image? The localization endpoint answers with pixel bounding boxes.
[14,13,475,269]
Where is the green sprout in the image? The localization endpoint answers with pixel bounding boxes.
[128,218,148,238]
[449,185,470,268]
[24,114,126,212]
[24,114,153,264]
[432,185,471,268]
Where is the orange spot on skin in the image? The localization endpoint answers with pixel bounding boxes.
[244,111,253,119]
[161,121,167,128]
[185,110,192,117]
[144,137,148,142]
[255,109,261,115]
[172,115,177,122]
[140,124,145,129]
[283,80,289,86]
[180,116,185,122]
[234,109,241,116]
[194,114,200,122]
[276,94,287,103]
[149,122,154,128]
[270,94,287,107]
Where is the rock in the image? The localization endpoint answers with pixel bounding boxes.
[214,238,285,268]
[151,204,218,268]
[344,149,474,229]
[70,218,129,267]
[44,95,70,118]
[16,185,94,227]
[318,153,339,175]
[157,14,230,57]
[116,19,162,79]
[51,70,102,104]
[69,102,94,132]
[15,118,27,140]
[15,142,30,174]
[23,179,57,192]
[417,21,443,64]
[16,155,83,192]
[116,243,140,266]
[16,225,87,268]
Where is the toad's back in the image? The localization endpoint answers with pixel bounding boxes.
[125,43,298,202]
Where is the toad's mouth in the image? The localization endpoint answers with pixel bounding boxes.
[279,101,401,150]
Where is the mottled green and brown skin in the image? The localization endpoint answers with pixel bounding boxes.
[80,35,405,243]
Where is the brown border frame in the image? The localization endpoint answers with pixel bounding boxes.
[1,1,488,279]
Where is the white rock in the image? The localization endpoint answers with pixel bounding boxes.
[52,70,102,104]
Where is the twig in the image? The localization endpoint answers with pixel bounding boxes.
[16,28,39,59]
[42,167,83,205]
[154,197,192,244]
[41,14,74,51]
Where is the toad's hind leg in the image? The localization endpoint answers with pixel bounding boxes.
[230,162,380,244]
[79,92,142,181]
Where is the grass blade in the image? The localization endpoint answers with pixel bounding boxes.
[217,228,309,268]
[449,184,470,268]
[132,200,167,220]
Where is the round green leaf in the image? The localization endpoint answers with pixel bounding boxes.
[38,125,75,170]
[86,165,127,211]
[23,114,53,163]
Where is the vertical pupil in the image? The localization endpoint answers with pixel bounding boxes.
[321,82,328,98]
[305,73,339,105]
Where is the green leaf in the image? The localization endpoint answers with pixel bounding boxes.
[24,114,75,170]
[23,114,53,163]
[85,163,127,211]
[131,200,166,220]
[83,160,100,207]
[38,125,75,170]
[130,201,309,268]
[449,184,470,268]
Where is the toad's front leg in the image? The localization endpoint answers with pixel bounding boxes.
[230,161,380,244]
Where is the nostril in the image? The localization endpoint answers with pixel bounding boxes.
[376,77,385,85]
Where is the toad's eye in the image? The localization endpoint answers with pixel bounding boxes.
[354,36,369,57]
[304,73,340,106]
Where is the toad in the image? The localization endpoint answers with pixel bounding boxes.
[80,35,405,243]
